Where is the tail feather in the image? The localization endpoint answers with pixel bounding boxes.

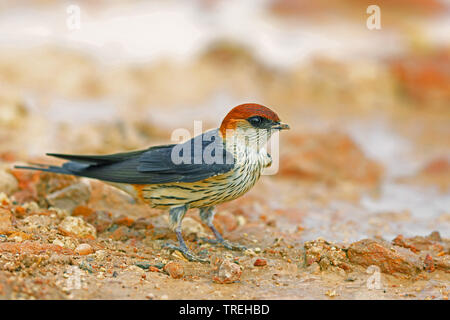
[14,164,73,175]
[46,150,146,165]
[13,151,148,183]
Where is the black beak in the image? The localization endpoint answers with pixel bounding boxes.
[271,122,290,130]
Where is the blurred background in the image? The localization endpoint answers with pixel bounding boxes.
[0,0,449,241]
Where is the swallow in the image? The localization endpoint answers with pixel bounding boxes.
[15,103,290,262]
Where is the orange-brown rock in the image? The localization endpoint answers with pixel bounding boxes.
[254,258,267,267]
[347,239,423,275]
[58,216,96,239]
[279,132,383,188]
[163,262,184,279]
[212,259,242,284]
[0,208,13,234]
[75,243,94,255]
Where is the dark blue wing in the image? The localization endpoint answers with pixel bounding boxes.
[16,129,235,184]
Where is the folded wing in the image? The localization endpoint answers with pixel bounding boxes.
[15,129,235,184]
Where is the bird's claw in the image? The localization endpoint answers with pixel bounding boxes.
[162,243,210,263]
[200,237,246,251]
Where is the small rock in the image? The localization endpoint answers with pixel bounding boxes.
[244,248,257,256]
[133,217,153,230]
[72,205,95,218]
[0,192,11,205]
[325,289,338,297]
[127,265,145,273]
[21,215,52,233]
[109,225,140,241]
[163,261,184,279]
[181,217,205,237]
[135,262,151,270]
[59,216,96,239]
[149,266,160,272]
[306,262,321,274]
[426,231,442,242]
[254,258,267,267]
[94,249,107,261]
[213,259,242,284]
[9,169,39,203]
[347,239,423,275]
[304,239,349,272]
[58,237,78,250]
[434,255,450,272]
[46,182,91,213]
[0,169,18,195]
[424,254,435,272]
[52,239,65,247]
[392,232,445,253]
[0,208,13,234]
[214,210,238,232]
[114,215,135,227]
[236,216,246,226]
[86,210,113,233]
[75,243,94,255]
[36,172,78,200]
[79,261,94,273]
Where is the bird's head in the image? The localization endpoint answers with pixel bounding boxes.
[219,103,289,149]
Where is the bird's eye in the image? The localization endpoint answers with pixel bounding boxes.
[248,116,263,126]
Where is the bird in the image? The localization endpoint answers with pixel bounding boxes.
[15,103,289,262]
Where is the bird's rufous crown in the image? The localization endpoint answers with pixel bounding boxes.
[219,103,280,137]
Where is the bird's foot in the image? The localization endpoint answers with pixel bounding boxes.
[162,243,209,263]
[200,237,246,251]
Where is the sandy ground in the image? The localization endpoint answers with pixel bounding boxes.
[0,93,448,299]
[0,1,449,300]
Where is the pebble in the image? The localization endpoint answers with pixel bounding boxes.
[88,210,113,233]
[244,248,257,256]
[163,261,184,279]
[214,210,238,232]
[236,216,246,226]
[52,239,65,247]
[0,208,13,234]
[424,254,435,272]
[79,261,94,273]
[114,215,135,227]
[181,217,206,237]
[325,289,338,297]
[0,170,18,195]
[213,259,242,284]
[94,249,107,261]
[46,182,91,213]
[59,216,97,239]
[254,258,267,267]
[0,192,10,205]
[75,243,94,255]
[135,262,151,270]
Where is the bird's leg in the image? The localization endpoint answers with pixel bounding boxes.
[162,205,209,263]
[199,206,246,251]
